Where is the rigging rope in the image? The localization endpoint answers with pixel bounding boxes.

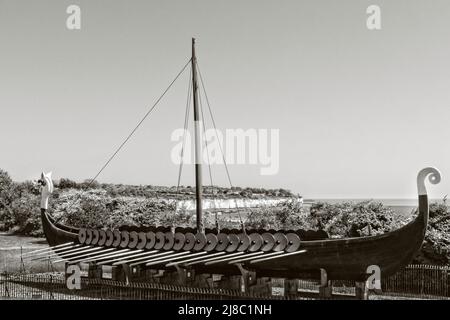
[198,81,221,232]
[198,80,214,195]
[172,65,192,224]
[85,59,191,190]
[196,62,246,231]
[196,63,233,189]
[176,67,192,193]
[57,59,192,221]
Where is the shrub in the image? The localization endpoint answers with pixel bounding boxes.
[245,198,310,230]
[58,178,78,189]
[415,202,450,264]
[52,188,177,229]
[309,200,407,238]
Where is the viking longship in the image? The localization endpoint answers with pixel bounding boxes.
[33,39,441,283]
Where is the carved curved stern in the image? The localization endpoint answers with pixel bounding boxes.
[249,167,441,280]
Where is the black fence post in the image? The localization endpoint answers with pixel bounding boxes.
[4,272,10,298]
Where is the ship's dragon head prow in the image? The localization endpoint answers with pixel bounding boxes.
[39,171,54,212]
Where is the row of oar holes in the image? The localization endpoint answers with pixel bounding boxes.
[78,229,302,253]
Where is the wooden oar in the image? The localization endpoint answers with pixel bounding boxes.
[228,251,282,264]
[22,242,74,256]
[56,246,104,258]
[249,250,307,264]
[166,251,225,267]
[97,250,150,266]
[51,247,108,263]
[144,251,191,267]
[26,244,81,259]
[184,252,244,266]
[129,251,174,267]
[146,251,207,267]
[55,248,117,263]
[68,249,127,264]
[106,251,158,266]
[205,251,263,265]
[76,249,137,264]
[30,245,86,261]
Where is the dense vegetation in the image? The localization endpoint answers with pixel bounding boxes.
[1,168,449,265]
[0,169,295,234]
[57,178,295,199]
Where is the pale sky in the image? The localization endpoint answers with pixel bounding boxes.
[1,0,449,198]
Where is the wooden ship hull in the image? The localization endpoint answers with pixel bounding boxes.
[39,192,433,281]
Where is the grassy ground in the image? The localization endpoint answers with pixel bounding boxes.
[0,232,64,273]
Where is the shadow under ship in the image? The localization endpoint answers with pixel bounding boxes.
[38,39,441,282]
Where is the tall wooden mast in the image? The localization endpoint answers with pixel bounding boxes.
[191,38,204,233]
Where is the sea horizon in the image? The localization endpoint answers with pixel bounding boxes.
[306,198,444,206]
[304,198,447,216]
